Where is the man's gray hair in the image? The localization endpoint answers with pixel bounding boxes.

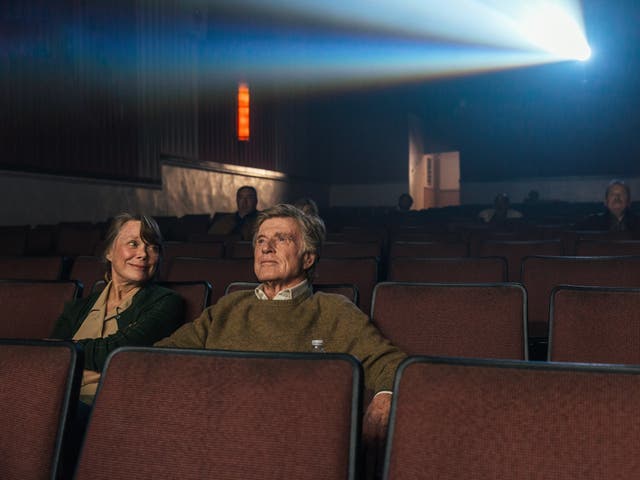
[253,204,326,280]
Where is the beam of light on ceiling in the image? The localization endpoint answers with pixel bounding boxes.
[190,0,591,90]
[8,1,591,94]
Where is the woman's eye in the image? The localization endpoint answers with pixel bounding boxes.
[128,241,138,247]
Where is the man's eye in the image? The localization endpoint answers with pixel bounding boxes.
[256,238,266,245]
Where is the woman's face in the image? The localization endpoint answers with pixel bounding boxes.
[106,220,159,287]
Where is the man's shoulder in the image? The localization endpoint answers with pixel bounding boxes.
[213,289,256,307]
[309,291,361,311]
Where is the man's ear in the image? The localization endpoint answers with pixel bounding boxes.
[302,252,316,270]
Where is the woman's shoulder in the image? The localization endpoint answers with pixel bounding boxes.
[135,283,182,303]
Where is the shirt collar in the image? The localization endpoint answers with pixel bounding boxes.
[90,281,139,318]
[255,279,310,301]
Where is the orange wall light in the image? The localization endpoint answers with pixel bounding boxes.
[237,83,250,141]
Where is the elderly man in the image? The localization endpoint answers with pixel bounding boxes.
[577,179,640,232]
[157,204,406,441]
[208,185,259,240]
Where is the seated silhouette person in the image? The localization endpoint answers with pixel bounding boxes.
[292,197,319,216]
[478,193,523,226]
[397,193,413,212]
[576,179,640,233]
[208,186,259,240]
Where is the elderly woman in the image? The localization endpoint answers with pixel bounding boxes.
[51,213,184,402]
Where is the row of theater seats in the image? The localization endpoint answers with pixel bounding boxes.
[3,214,640,257]
[3,339,638,480]
[2,252,640,330]
[2,277,639,364]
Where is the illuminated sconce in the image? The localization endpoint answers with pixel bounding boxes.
[237,82,250,141]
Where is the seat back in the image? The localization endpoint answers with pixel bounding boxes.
[0,256,64,280]
[323,242,381,259]
[166,257,255,304]
[575,239,640,256]
[68,256,104,296]
[384,357,640,480]
[479,239,563,281]
[389,241,468,259]
[521,255,640,338]
[0,280,82,338]
[25,225,56,256]
[549,285,640,363]
[172,214,212,241]
[76,348,362,480]
[163,241,225,261]
[388,257,507,283]
[314,257,378,314]
[56,224,103,257]
[162,242,225,279]
[153,215,179,240]
[225,240,254,258]
[372,282,526,359]
[0,339,82,480]
[158,281,212,324]
[0,226,28,256]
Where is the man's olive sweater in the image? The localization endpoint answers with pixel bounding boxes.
[155,289,406,392]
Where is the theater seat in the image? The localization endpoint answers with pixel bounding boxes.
[0,280,82,338]
[549,285,640,363]
[0,339,82,480]
[384,357,640,480]
[76,347,362,480]
[372,282,527,359]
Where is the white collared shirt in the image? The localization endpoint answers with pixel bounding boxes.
[254,279,310,301]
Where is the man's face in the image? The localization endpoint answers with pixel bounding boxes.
[236,188,258,218]
[254,217,315,288]
[605,184,630,219]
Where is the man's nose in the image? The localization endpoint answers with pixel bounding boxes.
[261,238,275,251]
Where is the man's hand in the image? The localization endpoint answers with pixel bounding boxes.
[363,392,392,445]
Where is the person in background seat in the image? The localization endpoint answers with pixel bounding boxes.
[208,185,259,240]
[576,179,640,233]
[478,193,523,226]
[292,196,319,216]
